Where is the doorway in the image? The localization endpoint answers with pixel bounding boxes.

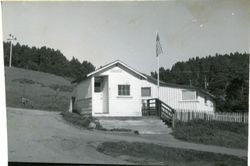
[94,76,108,114]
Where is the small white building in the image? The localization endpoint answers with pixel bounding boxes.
[70,60,215,117]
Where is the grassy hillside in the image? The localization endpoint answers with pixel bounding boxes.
[5,67,73,111]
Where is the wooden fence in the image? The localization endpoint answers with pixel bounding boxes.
[174,111,248,123]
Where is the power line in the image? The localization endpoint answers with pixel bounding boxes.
[159,70,248,73]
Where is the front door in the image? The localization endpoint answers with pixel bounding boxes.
[94,77,103,113]
[94,76,109,114]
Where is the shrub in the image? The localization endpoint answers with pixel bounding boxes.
[61,111,92,128]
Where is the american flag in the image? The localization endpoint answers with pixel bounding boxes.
[156,32,163,57]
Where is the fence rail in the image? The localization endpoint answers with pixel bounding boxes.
[175,111,248,123]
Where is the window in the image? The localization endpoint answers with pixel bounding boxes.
[118,85,130,96]
[94,82,101,92]
[182,90,196,100]
[141,87,151,97]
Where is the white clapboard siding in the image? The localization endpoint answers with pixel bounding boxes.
[158,87,215,112]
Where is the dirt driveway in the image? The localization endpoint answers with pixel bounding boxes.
[7,107,247,164]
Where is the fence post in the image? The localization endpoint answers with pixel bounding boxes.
[172,112,175,128]
[147,100,150,115]
[71,97,76,113]
[180,111,183,121]
[156,99,160,116]
[236,113,238,122]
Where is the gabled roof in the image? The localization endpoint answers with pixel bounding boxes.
[142,73,194,89]
[87,60,147,79]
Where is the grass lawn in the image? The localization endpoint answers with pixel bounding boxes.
[172,120,248,149]
[97,141,247,166]
[5,67,73,111]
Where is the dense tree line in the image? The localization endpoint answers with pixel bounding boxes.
[151,52,249,112]
[3,42,95,81]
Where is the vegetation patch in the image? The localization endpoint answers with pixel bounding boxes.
[61,111,102,129]
[172,120,248,149]
[110,128,132,132]
[61,111,92,128]
[49,84,73,92]
[5,67,72,112]
[109,128,140,135]
[12,78,36,84]
[97,141,247,166]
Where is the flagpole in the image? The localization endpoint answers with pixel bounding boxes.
[157,51,160,99]
[156,30,160,99]
[156,31,162,100]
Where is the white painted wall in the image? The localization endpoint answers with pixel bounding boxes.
[92,66,142,117]
[160,87,214,112]
[195,93,215,112]
[141,80,215,112]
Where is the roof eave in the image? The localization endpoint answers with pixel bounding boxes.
[87,60,147,79]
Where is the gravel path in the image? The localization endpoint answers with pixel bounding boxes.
[7,107,247,164]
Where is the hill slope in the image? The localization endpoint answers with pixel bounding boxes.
[5,67,73,111]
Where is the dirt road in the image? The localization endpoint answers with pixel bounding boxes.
[7,107,247,164]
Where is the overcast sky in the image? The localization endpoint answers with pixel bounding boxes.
[2,0,250,74]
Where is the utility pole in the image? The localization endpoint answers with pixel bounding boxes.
[7,34,17,67]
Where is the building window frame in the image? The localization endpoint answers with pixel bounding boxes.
[141,87,151,97]
[118,84,130,96]
[181,89,197,101]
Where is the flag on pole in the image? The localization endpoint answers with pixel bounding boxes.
[156,31,163,99]
[156,32,163,57]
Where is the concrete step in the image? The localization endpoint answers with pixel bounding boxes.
[98,118,172,134]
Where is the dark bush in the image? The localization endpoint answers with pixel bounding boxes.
[61,111,93,128]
